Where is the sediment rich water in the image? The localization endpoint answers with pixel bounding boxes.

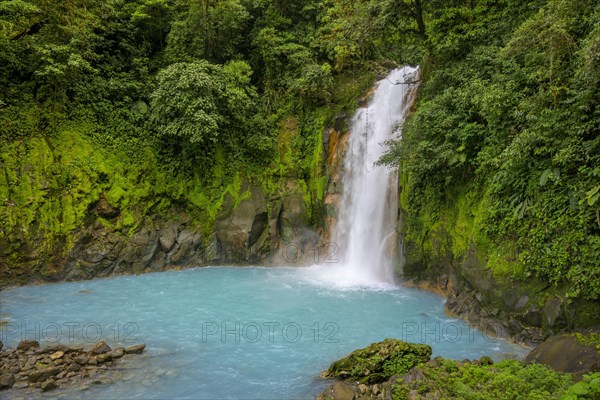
[0,267,527,399]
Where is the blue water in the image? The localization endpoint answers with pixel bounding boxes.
[0,267,528,399]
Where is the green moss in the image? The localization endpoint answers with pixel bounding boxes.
[323,339,432,385]
[572,333,600,353]
[392,359,573,400]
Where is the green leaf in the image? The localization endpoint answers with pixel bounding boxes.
[540,169,552,186]
[589,377,600,392]
[587,186,600,206]
[569,382,589,396]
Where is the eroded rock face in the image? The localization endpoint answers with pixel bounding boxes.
[214,180,317,266]
[1,171,317,287]
[59,212,207,282]
[401,235,600,344]
[215,185,270,262]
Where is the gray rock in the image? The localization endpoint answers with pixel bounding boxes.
[159,223,178,251]
[0,340,3,351]
[543,296,563,326]
[109,347,125,359]
[41,379,58,392]
[41,344,71,353]
[75,355,89,365]
[316,382,356,400]
[516,295,529,310]
[169,229,201,264]
[28,367,61,383]
[17,340,39,351]
[96,353,112,363]
[525,334,600,378]
[66,363,81,373]
[372,384,381,396]
[0,373,15,389]
[402,368,425,384]
[278,194,308,244]
[90,341,111,355]
[125,344,145,354]
[358,383,369,394]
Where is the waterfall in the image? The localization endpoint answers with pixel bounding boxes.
[331,66,420,286]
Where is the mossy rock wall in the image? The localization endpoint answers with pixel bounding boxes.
[0,117,324,287]
[397,184,600,344]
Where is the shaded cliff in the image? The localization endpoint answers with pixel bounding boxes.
[0,117,324,288]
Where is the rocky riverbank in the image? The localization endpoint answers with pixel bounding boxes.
[317,338,599,400]
[0,339,145,394]
[398,243,600,346]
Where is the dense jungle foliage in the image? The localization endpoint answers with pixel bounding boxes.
[0,0,598,298]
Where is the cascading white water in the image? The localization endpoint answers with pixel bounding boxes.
[331,66,420,286]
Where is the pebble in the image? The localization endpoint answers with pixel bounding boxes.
[0,341,146,393]
[41,379,58,392]
[16,341,39,351]
[125,344,146,354]
[90,341,111,355]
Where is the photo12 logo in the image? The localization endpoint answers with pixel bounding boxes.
[201,321,340,344]
[400,321,501,344]
[0,322,141,344]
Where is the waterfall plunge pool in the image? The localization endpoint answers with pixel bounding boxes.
[0,266,528,399]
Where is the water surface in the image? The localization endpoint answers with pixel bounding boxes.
[0,267,527,399]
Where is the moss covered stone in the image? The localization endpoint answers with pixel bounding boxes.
[321,338,432,384]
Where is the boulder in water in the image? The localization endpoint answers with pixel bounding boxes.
[125,344,145,354]
[321,338,432,384]
[90,341,111,355]
[109,347,125,359]
[17,340,39,351]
